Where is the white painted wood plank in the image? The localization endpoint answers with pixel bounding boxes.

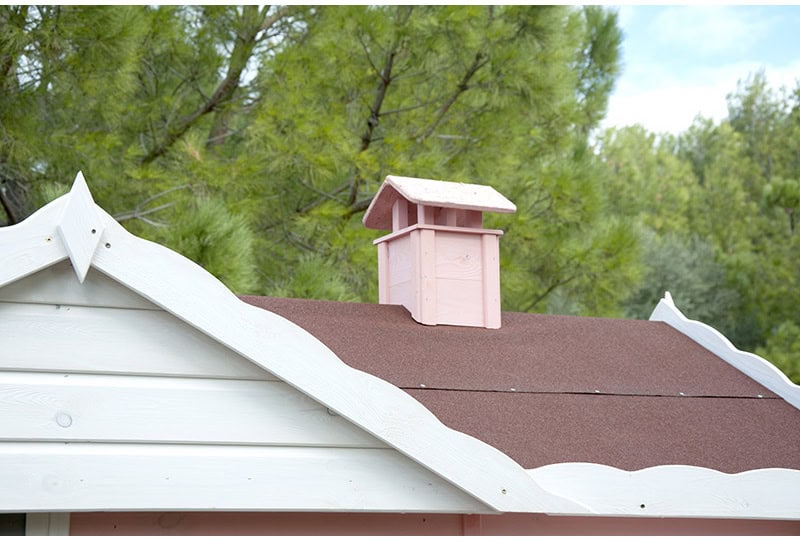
[55,172,104,283]
[0,443,490,513]
[0,371,384,448]
[0,260,158,310]
[650,293,800,410]
[0,197,68,289]
[88,209,585,515]
[0,302,272,380]
[528,463,800,520]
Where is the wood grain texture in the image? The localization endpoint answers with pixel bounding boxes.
[0,371,383,448]
[0,196,68,289]
[528,463,800,520]
[0,443,490,513]
[55,172,104,283]
[0,302,271,380]
[435,232,482,281]
[650,292,800,410]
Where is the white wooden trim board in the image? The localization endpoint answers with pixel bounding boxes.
[650,292,800,410]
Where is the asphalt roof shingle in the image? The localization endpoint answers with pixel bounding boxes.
[242,295,800,473]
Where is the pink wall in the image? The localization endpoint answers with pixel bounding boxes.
[70,512,800,536]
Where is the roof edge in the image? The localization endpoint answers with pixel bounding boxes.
[363,175,516,230]
[0,172,584,515]
[528,463,800,520]
[650,292,800,410]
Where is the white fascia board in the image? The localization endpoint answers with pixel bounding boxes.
[650,292,800,410]
[0,194,69,288]
[0,175,584,515]
[528,463,800,520]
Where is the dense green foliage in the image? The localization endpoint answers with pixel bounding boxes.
[598,72,800,380]
[1,6,797,381]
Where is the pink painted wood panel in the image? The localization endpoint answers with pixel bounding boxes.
[70,512,800,536]
[69,512,464,536]
[389,281,412,311]
[416,228,437,325]
[377,242,389,304]
[481,233,501,329]
[435,232,482,281]
[392,199,408,230]
[386,235,412,287]
[436,278,483,326]
[479,513,800,536]
[418,204,435,225]
[375,225,504,328]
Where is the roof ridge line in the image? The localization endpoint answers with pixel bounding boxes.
[404,386,779,399]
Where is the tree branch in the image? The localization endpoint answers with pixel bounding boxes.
[0,176,29,225]
[348,39,399,206]
[0,6,28,95]
[357,34,382,79]
[416,52,489,143]
[522,274,579,313]
[141,7,292,163]
[113,184,191,224]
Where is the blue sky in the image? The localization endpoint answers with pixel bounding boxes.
[602,5,800,135]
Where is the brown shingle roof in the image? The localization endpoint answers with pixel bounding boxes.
[241,296,800,473]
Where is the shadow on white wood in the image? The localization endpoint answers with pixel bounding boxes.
[25,512,70,536]
[0,301,271,380]
[0,260,157,310]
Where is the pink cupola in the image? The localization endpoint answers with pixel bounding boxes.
[363,175,516,329]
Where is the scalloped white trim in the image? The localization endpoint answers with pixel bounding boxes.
[0,175,583,515]
[650,292,800,410]
[528,463,800,519]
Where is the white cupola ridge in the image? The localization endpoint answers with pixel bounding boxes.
[363,176,516,329]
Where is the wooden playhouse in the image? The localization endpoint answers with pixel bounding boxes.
[0,173,799,535]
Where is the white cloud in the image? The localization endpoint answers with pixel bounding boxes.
[651,6,771,56]
[602,4,800,136]
[603,60,800,135]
